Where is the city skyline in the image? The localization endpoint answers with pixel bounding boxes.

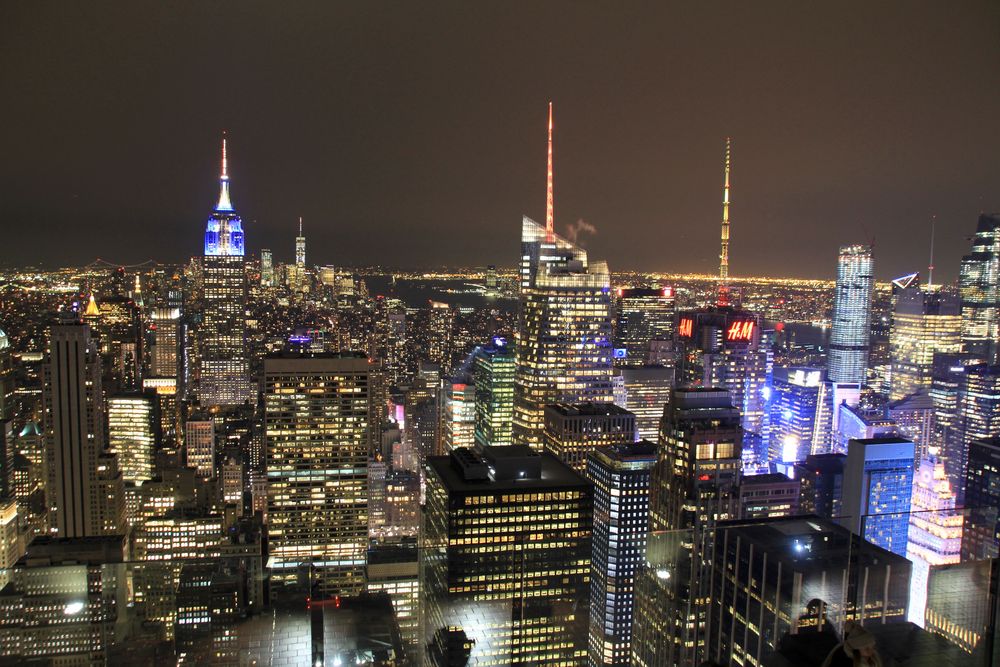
[3,4,1000,665]
[2,2,1000,279]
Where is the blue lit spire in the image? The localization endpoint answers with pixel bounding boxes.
[204,133,245,256]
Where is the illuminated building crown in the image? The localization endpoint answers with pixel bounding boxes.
[204,134,245,257]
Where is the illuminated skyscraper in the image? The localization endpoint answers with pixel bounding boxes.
[0,327,14,421]
[587,441,656,667]
[768,367,827,463]
[473,337,515,447]
[543,402,636,473]
[264,352,370,594]
[150,307,181,378]
[425,301,455,374]
[260,248,274,287]
[43,322,124,538]
[949,363,1000,501]
[513,216,614,449]
[185,418,215,479]
[513,106,613,449]
[107,392,158,484]
[632,388,742,667]
[959,213,1000,363]
[675,307,770,438]
[614,287,675,367]
[200,136,251,407]
[618,365,674,441]
[889,286,961,400]
[295,216,306,267]
[828,244,874,384]
[422,446,592,666]
[840,437,915,557]
[439,376,476,452]
[906,450,962,625]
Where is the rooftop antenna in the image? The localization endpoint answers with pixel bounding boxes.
[928,215,937,287]
[545,101,554,242]
[718,137,732,307]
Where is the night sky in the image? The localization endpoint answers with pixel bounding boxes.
[2,2,999,280]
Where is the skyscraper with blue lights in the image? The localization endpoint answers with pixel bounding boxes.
[200,137,252,407]
[828,244,874,385]
[840,436,915,557]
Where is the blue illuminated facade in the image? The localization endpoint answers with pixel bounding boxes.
[204,137,245,257]
[840,437,915,557]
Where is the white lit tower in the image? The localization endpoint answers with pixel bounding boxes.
[828,244,874,385]
[513,103,615,449]
[905,445,962,626]
[200,135,252,407]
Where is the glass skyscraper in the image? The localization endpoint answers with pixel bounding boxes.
[889,286,962,401]
[828,244,874,384]
[473,337,515,447]
[840,437,915,557]
[513,216,614,449]
[614,287,675,367]
[200,137,252,407]
[959,213,1000,363]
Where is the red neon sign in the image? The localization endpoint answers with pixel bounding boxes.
[678,317,694,338]
[726,320,755,342]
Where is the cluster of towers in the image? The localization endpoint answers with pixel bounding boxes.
[4,105,1000,667]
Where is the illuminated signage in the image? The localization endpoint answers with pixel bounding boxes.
[613,348,627,359]
[678,317,694,338]
[726,319,755,342]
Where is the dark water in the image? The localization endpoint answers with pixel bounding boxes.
[364,276,517,312]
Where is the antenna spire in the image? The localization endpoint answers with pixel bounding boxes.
[221,131,228,179]
[928,215,936,287]
[299,216,303,236]
[545,101,554,241]
[215,131,234,212]
[718,137,732,306]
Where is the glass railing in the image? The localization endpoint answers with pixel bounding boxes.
[0,510,996,666]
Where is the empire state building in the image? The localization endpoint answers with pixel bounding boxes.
[200,136,252,406]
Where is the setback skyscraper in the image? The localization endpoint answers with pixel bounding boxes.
[43,321,124,538]
[632,388,742,667]
[200,136,252,407]
[828,244,874,384]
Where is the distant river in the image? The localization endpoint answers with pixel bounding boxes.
[363,277,517,312]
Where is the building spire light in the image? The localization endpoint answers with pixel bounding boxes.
[215,132,234,212]
[545,101,554,242]
[718,137,732,307]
